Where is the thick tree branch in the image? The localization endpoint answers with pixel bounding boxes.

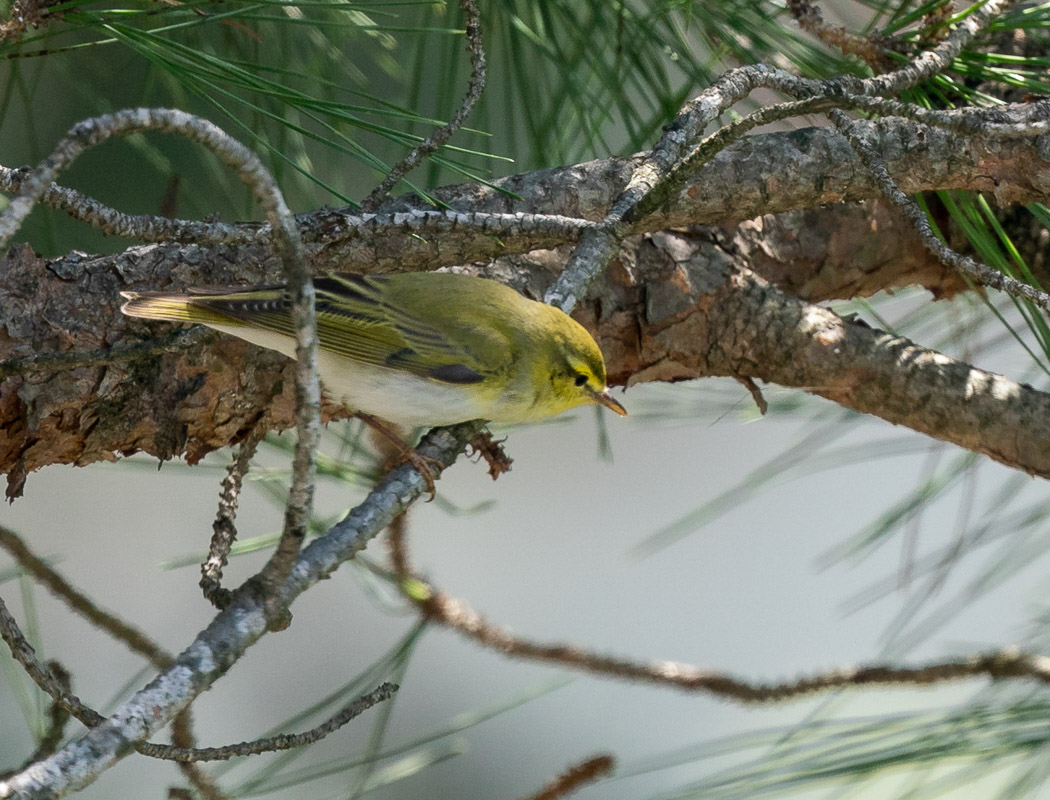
[698,269,1050,477]
[2,113,1046,276]
[0,229,1045,488]
[312,113,1050,274]
[1,116,1049,491]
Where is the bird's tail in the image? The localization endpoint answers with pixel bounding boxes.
[119,285,291,327]
[120,291,242,326]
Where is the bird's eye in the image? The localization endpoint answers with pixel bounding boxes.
[574,373,588,387]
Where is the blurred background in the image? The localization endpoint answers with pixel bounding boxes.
[3,1,1050,798]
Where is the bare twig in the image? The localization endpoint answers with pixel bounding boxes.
[387,525,1050,702]
[852,0,1010,96]
[361,0,486,210]
[0,591,106,726]
[151,683,398,762]
[201,432,264,610]
[0,165,263,245]
[812,94,1050,138]
[828,108,1050,313]
[0,525,226,798]
[0,157,600,248]
[736,376,768,415]
[786,0,895,69]
[517,754,615,800]
[0,109,293,255]
[645,94,1048,235]
[544,0,1014,312]
[0,586,392,775]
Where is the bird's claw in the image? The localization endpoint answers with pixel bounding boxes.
[401,449,441,500]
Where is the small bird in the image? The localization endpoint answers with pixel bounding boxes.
[120,271,627,427]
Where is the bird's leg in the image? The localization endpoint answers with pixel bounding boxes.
[356,413,440,500]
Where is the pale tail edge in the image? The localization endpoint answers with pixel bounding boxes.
[119,292,240,326]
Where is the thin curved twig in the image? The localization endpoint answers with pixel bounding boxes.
[387,522,1050,703]
[0,526,229,798]
[201,431,264,609]
[0,587,395,765]
[145,683,398,762]
[361,0,486,210]
[0,165,264,245]
[828,107,1050,313]
[0,109,319,613]
[544,0,1015,312]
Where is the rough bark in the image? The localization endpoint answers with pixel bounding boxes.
[2,115,1049,496]
[307,117,1050,273]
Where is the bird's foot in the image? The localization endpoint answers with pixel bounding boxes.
[357,413,440,500]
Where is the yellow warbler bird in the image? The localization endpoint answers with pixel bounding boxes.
[120,272,627,426]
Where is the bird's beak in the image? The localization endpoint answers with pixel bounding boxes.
[592,387,628,416]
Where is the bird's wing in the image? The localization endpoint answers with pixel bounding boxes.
[184,276,489,385]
